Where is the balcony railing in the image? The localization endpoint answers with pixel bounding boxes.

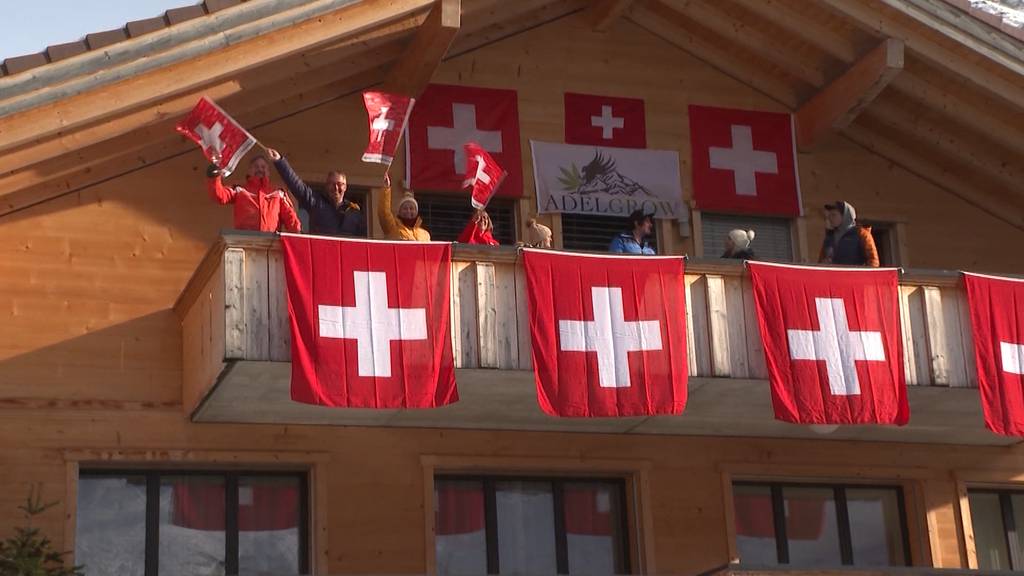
[174,232,999,444]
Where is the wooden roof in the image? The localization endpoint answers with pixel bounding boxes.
[0,0,1022,230]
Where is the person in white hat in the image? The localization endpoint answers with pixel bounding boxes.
[378,173,430,241]
[722,229,756,260]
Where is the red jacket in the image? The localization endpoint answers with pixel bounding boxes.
[457,220,499,245]
[208,175,301,233]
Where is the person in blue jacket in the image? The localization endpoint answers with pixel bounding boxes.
[267,148,366,237]
[609,209,656,254]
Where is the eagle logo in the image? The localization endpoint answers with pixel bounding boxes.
[557,151,652,196]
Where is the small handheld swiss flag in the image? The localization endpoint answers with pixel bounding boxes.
[564,92,646,148]
[688,105,800,216]
[176,96,256,176]
[362,91,415,166]
[523,249,687,417]
[749,262,907,425]
[407,83,523,198]
[463,142,506,209]
[963,272,1024,436]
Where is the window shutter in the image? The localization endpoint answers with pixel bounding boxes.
[561,213,658,253]
[701,213,792,261]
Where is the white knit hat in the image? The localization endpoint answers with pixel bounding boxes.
[727,229,755,251]
[398,192,418,212]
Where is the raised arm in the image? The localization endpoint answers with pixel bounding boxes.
[269,150,318,211]
[377,182,399,237]
[206,164,235,205]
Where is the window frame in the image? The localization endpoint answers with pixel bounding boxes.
[435,473,632,575]
[967,487,1024,570]
[732,480,912,568]
[78,468,310,576]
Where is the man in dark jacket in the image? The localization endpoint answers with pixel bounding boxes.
[266,148,367,237]
[819,200,879,267]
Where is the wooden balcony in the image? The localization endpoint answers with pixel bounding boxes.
[175,232,1004,445]
[704,566,1013,576]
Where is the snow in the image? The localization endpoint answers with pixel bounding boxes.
[968,0,1024,29]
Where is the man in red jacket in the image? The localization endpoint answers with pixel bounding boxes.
[207,155,301,233]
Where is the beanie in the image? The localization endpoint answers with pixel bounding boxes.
[398,192,418,212]
[728,229,755,251]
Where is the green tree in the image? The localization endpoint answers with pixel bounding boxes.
[0,486,84,576]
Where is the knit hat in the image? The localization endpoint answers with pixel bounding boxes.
[727,229,755,251]
[398,192,418,212]
[526,218,553,248]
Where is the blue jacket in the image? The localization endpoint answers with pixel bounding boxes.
[609,233,655,255]
[273,157,366,237]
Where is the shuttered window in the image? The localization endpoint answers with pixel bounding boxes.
[702,213,792,261]
[561,213,658,253]
[414,194,517,245]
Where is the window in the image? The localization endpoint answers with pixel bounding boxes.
[860,220,901,267]
[76,470,308,576]
[561,213,658,253]
[701,213,792,261]
[434,476,630,575]
[414,194,517,244]
[732,482,909,568]
[968,489,1024,571]
[295,184,369,237]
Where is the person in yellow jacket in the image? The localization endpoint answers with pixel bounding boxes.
[378,173,431,241]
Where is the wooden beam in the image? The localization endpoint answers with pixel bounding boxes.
[795,38,904,150]
[0,0,434,155]
[728,0,859,62]
[661,0,827,87]
[589,0,635,32]
[628,0,799,108]
[383,0,461,97]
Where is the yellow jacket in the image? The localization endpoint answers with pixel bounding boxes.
[377,186,431,241]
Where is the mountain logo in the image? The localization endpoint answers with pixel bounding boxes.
[557,151,652,197]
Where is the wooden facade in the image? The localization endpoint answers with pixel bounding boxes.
[1,0,1024,574]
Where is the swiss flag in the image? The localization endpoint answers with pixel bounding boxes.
[963,272,1024,436]
[172,482,299,531]
[733,490,825,540]
[407,83,522,198]
[281,234,457,408]
[362,91,414,166]
[564,92,646,148]
[176,96,256,176]
[749,262,907,425]
[463,142,506,209]
[688,105,800,216]
[523,249,687,417]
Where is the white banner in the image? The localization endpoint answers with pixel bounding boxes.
[531,140,687,222]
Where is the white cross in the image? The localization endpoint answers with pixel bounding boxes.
[371,106,394,142]
[591,105,624,140]
[708,124,779,196]
[197,121,225,155]
[465,155,492,187]
[787,297,886,396]
[1002,341,1024,375]
[317,271,427,378]
[427,103,503,174]
[558,287,662,388]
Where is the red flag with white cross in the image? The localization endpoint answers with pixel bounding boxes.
[406,83,522,198]
[463,141,506,209]
[176,96,256,176]
[963,272,1024,436]
[523,249,687,417]
[362,91,415,166]
[748,262,907,425]
[688,105,800,216]
[281,234,457,408]
[564,92,646,149]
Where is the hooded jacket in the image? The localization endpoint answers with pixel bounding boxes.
[457,219,499,245]
[609,232,655,255]
[207,174,301,233]
[273,157,366,237]
[819,201,880,267]
[378,186,431,241]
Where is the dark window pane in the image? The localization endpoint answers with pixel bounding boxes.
[561,213,657,253]
[416,194,516,244]
[159,475,226,576]
[564,482,625,575]
[846,488,906,566]
[970,492,1011,570]
[76,475,147,576]
[238,476,302,575]
[496,480,557,575]
[434,479,487,576]
[783,487,840,567]
[733,484,779,566]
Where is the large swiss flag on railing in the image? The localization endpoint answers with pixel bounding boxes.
[963,272,1024,436]
[281,234,457,408]
[749,262,907,425]
[523,249,687,417]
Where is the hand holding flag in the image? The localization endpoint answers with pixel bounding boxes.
[176,96,256,176]
[463,142,506,209]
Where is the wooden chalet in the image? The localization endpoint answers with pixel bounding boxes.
[1,0,1024,574]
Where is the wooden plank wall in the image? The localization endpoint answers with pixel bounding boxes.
[216,240,976,386]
